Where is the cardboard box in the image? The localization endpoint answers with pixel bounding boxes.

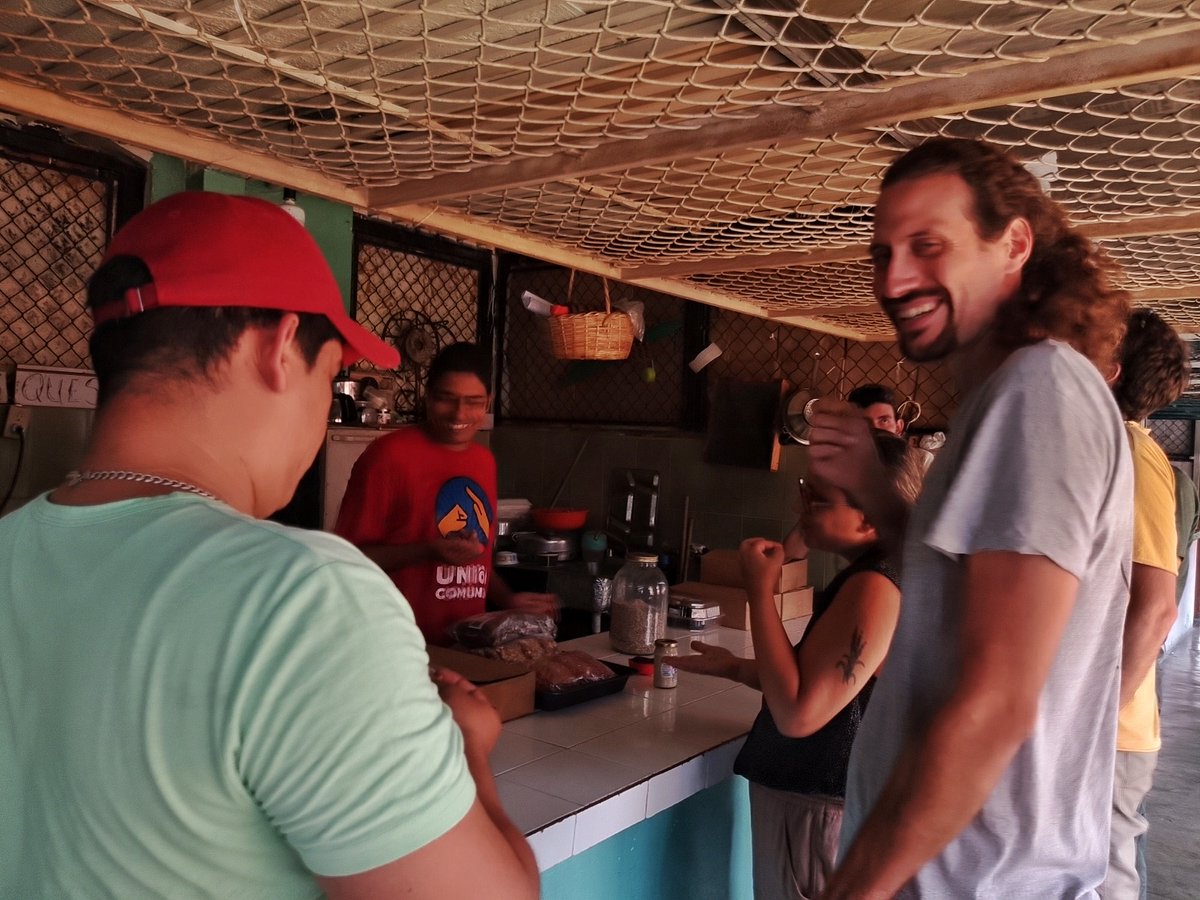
[426,645,535,722]
[779,586,814,620]
[699,549,807,594]
[670,581,809,631]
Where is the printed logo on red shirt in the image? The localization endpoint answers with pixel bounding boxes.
[434,476,493,544]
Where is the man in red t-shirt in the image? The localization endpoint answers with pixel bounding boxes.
[335,343,556,645]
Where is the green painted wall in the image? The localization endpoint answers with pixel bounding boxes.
[146,155,355,314]
[148,153,187,203]
[541,778,754,900]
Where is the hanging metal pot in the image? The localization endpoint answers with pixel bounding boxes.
[780,388,819,445]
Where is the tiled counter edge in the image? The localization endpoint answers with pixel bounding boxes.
[490,618,809,873]
[521,736,748,872]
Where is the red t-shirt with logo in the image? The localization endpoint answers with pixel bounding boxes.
[334,425,496,645]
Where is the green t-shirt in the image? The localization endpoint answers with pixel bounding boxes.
[1,493,475,898]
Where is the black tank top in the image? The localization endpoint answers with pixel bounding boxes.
[733,546,899,797]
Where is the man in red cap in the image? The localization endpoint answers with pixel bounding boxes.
[0,192,538,899]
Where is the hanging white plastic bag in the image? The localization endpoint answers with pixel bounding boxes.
[612,299,645,342]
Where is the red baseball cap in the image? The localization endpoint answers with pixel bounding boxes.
[94,191,399,368]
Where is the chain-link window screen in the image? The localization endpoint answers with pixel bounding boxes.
[706,310,958,431]
[1,150,111,369]
[1148,419,1194,460]
[352,222,484,420]
[500,265,686,426]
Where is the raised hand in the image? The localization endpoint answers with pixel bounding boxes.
[672,640,742,681]
[740,537,785,598]
[806,398,884,509]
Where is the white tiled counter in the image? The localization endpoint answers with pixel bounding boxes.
[490,619,810,872]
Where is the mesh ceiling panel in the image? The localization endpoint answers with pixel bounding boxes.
[1,1,1199,339]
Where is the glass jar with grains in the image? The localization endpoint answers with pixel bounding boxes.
[609,552,669,655]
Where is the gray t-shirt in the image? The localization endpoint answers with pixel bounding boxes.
[841,340,1132,898]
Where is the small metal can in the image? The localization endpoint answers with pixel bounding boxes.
[653,638,679,689]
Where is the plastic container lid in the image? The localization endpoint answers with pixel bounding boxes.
[628,656,655,676]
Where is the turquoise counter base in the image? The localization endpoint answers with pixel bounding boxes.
[541,776,753,900]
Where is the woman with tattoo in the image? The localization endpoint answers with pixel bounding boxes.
[674,431,922,900]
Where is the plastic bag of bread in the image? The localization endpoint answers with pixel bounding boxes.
[451,611,557,649]
[534,650,615,693]
[469,635,558,664]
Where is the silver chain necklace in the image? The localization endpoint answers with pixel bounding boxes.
[65,469,219,502]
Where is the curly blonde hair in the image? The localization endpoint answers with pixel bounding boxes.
[873,431,925,507]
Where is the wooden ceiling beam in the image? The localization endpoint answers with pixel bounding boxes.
[1128,286,1200,303]
[624,245,867,279]
[0,77,366,206]
[368,28,1200,207]
[622,210,1200,279]
[760,285,1200,319]
[766,304,877,318]
[0,75,869,339]
[1081,213,1200,242]
[378,201,867,339]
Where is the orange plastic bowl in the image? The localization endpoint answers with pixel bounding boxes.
[531,507,588,532]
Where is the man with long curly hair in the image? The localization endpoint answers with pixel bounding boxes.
[1105,308,1188,900]
[809,137,1134,898]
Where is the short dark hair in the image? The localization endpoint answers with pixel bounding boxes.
[426,342,492,393]
[87,255,341,406]
[848,384,896,410]
[1111,309,1188,421]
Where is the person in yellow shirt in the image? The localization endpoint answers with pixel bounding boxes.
[1105,308,1189,900]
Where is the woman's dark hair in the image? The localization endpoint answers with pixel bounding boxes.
[882,138,1130,372]
[426,342,492,393]
[1111,309,1188,421]
[87,255,341,405]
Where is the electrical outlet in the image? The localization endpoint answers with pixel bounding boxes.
[3,405,31,439]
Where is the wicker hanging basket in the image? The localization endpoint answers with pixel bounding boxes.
[546,272,634,361]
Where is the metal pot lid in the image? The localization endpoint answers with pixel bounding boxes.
[781,388,818,445]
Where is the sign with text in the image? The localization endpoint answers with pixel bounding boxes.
[14,365,98,409]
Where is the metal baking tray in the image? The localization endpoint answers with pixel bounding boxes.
[535,662,635,711]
